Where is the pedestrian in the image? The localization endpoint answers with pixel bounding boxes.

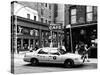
[34,45,39,51]
[75,44,79,54]
[29,45,33,52]
[84,44,90,62]
[78,42,85,55]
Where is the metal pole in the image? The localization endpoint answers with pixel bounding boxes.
[50,29,53,47]
[15,15,18,53]
[70,27,73,53]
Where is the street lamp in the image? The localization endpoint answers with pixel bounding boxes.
[66,24,73,53]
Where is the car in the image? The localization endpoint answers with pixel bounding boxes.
[23,47,85,68]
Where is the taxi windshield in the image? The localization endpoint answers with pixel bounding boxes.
[58,49,66,54]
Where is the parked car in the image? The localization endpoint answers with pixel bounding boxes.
[23,47,85,68]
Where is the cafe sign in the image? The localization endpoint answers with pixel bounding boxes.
[49,24,62,30]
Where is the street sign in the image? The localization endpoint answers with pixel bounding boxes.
[49,24,62,30]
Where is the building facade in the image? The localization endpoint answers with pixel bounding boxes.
[11,1,64,53]
[64,5,97,58]
[53,4,65,27]
[18,1,54,24]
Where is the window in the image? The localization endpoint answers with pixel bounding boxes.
[48,21,51,24]
[41,18,43,23]
[41,3,44,6]
[45,3,47,7]
[49,15,51,18]
[35,29,39,36]
[38,49,49,54]
[71,9,77,24]
[58,49,66,54]
[86,6,93,22]
[93,6,97,21]
[50,49,60,55]
[38,50,48,54]
[49,4,51,9]
[45,20,47,23]
[27,14,30,19]
[41,9,43,15]
[50,52,60,55]
[34,16,36,21]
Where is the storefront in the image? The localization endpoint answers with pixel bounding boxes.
[12,16,64,53]
[64,23,97,58]
[12,16,50,53]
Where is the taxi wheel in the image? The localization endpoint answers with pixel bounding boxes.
[31,58,38,66]
[64,59,74,68]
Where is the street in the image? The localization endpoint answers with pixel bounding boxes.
[13,53,97,74]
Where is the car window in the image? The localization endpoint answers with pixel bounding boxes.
[50,49,60,55]
[50,52,60,55]
[58,49,66,54]
[38,49,48,54]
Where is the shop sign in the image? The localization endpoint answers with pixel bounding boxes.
[49,24,62,30]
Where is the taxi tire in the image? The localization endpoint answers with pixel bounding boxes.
[31,58,38,66]
[64,59,74,68]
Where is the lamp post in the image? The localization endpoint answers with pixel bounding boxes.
[66,25,73,53]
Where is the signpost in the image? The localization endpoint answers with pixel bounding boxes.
[49,23,62,47]
[66,24,73,53]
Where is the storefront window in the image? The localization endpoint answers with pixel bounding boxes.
[30,30,34,36]
[23,39,28,50]
[17,26,23,34]
[35,29,39,36]
[17,38,21,49]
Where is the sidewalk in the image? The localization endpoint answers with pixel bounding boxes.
[85,58,98,64]
[13,51,29,59]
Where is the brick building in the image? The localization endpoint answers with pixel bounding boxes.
[64,5,97,58]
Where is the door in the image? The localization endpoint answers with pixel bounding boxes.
[37,49,50,63]
[48,49,63,64]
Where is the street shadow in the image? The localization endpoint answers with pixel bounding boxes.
[23,63,85,68]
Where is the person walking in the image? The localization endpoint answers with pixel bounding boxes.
[84,44,90,62]
[75,44,79,54]
[29,45,33,52]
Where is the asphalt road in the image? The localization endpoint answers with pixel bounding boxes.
[13,58,97,74]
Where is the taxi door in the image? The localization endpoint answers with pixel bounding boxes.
[48,49,63,64]
[36,49,50,63]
